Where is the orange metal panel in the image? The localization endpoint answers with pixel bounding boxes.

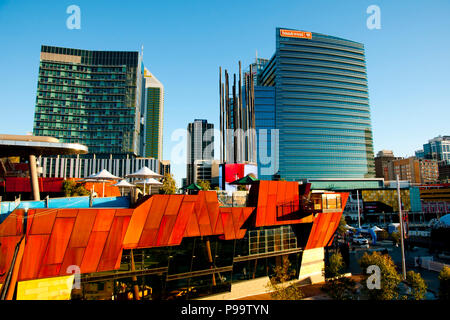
[138,228,159,247]
[98,216,130,272]
[322,212,342,247]
[92,209,115,232]
[220,208,235,240]
[205,191,220,234]
[61,247,87,276]
[256,181,269,227]
[41,217,75,266]
[115,209,134,217]
[143,196,169,230]
[68,210,97,248]
[0,235,22,283]
[315,212,333,248]
[305,213,321,250]
[196,194,213,236]
[56,209,78,218]
[155,215,177,246]
[122,198,153,248]
[231,208,243,237]
[184,211,201,238]
[79,232,108,273]
[29,210,57,235]
[18,234,50,281]
[265,181,278,226]
[168,202,195,245]
[164,195,183,215]
[276,181,287,207]
[38,263,61,279]
[4,237,25,300]
[0,209,23,237]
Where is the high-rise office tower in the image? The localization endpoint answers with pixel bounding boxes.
[186,119,214,185]
[417,136,450,165]
[254,28,375,180]
[33,45,145,157]
[143,68,164,159]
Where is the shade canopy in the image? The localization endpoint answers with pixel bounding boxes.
[229,174,259,185]
[439,214,450,226]
[112,180,136,188]
[87,169,121,180]
[134,178,162,186]
[183,183,202,190]
[126,166,163,179]
[0,134,88,157]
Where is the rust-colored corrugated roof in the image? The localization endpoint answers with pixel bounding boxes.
[0,181,348,284]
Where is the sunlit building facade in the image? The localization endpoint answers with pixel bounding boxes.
[255,28,375,180]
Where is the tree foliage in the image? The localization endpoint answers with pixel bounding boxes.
[266,258,303,300]
[160,173,177,195]
[405,270,427,300]
[197,180,210,191]
[359,251,402,300]
[321,276,357,300]
[325,252,344,279]
[438,265,450,300]
[337,215,347,235]
[62,180,90,197]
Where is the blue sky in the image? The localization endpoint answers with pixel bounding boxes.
[0,0,449,185]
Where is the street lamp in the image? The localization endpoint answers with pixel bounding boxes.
[396,174,407,281]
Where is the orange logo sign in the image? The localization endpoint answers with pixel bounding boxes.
[280,29,312,39]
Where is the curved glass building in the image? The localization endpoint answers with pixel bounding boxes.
[257,28,375,180]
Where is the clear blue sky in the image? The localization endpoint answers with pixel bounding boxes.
[1,0,449,185]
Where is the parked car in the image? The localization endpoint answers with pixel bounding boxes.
[352,235,369,245]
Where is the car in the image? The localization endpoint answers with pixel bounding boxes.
[352,235,369,245]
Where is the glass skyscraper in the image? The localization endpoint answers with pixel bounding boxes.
[33,45,147,157]
[143,68,164,159]
[186,119,214,185]
[255,28,375,180]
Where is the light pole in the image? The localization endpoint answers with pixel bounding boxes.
[396,174,407,280]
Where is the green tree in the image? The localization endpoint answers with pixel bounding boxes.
[337,215,347,235]
[438,265,450,300]
[325,252,344,279]
[160,173,177,195]
[62,180,90,197]
[405,270,427,300]
[197,180,210,191]
[359,251,402,300]
[266,258,304,300]
[321,276,357,300]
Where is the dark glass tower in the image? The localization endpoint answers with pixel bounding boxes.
[256,28,375,180]
[33,45,145,157]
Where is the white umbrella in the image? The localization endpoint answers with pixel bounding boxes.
[135,178,162,195]
[126,166,163,195]
[86,169,121,197]
[371,226,385,232]
[112,179,136,196]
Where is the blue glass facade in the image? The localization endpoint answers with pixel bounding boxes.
[33,46,145,157]
[256,28,375,180]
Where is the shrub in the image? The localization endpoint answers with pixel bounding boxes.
[438,266,450,300]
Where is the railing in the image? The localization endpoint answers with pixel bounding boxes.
[415,256,449,273]
[216,191,249,207]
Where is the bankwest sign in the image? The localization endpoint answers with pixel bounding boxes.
[280,29,312,39]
